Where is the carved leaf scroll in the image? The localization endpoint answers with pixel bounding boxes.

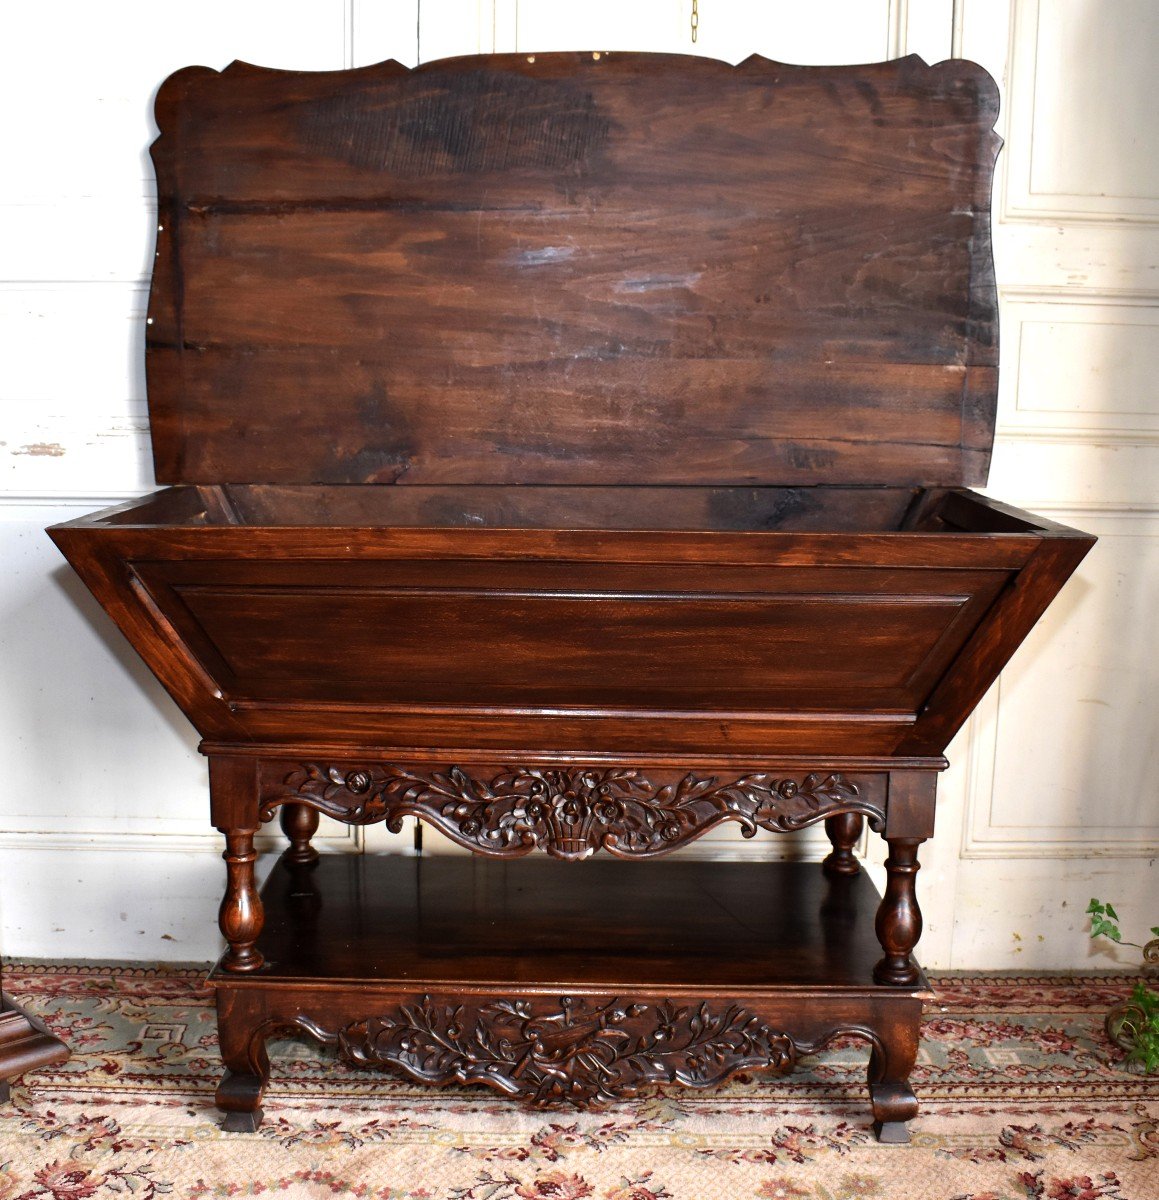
[337,993,796,1106]
[263,763,883,861]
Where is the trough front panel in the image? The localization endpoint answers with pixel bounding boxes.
[130,558,1008,719]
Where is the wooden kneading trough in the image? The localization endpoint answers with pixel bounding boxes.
[49,51,1095,1140]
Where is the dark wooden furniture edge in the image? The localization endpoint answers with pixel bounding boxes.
[900,527,1093,752]
[209,979,927,1142]
[145,53,1001,489]
[50,486,1069,533]
[206,850,933,1142]
[48,491,1094,757]
[0,991,69,1101]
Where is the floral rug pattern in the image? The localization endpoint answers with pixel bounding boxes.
[0,964,1156,1199]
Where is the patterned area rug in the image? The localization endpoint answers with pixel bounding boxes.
[0,964,1156,1199]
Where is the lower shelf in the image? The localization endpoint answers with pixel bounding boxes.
[217,853,923,991]
[208,854,930,1141]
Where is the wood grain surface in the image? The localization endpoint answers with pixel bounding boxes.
[146,53,1001,487]
[48,487,1091,755]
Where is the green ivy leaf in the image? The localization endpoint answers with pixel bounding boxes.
[1086,898,1105,915]
[1106,904,1119,920]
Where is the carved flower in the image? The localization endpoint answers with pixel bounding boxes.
[526,800,546,821]
[777,779,799,799]
[653,1018,676,1042]
[32,1162,107,1199]
[460,818,482,837]
[514,1171,595,1199]
[592,799,621,824]
[344,770,372,795]
[558,797,584,823]
[659,820,682,842]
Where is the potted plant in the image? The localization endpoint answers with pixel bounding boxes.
[1087,899,1159,1072]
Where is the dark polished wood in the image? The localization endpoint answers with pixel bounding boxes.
[823,812,865,876]
[873,839,925,985]
[145,54,1001,489]
[0,988,69,1101]
[260,762,884,861]
[278,803,320,865]
[208,854,929,1121]
[210,757,264,972]
[49,491,1089,756]
[234,853,893,987]
[46,50,1094,1142]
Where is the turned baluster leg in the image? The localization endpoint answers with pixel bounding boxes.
[218,830,264,972]
[873,838,924,985]
[279,802,320,864]
[822,811,864,876]
[210,758,265,974]
[873,771,935,987]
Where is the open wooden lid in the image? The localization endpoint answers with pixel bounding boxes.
[146,52,1001,487]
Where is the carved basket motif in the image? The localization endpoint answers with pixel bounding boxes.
[262,763,884,860]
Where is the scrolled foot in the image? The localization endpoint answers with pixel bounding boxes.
[869,1076,918,1137]
[215,1018,270,1135]
[872,1118,911,1144]
[221,1105,264,1133]
[867,1030,919,1143]
[216,1068,266,1132]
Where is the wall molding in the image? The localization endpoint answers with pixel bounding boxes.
[961,678,1159,860]
[996,290,1159,442]
[995,428,1159,447]
[0,493,144,508]
[887,0,909,58]
[1010,500,1159,516]
[1000,286,1159,305]
[0,828,358,855]
[961,503,1159,860]
[1001,0,1159,227]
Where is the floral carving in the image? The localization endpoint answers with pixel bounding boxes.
[336,994,796,1106]
[263,764,883,861]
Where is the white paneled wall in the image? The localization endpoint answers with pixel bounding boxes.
[2,0,1154,967]
[945,0,1159,968]
[0,2,402,960]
